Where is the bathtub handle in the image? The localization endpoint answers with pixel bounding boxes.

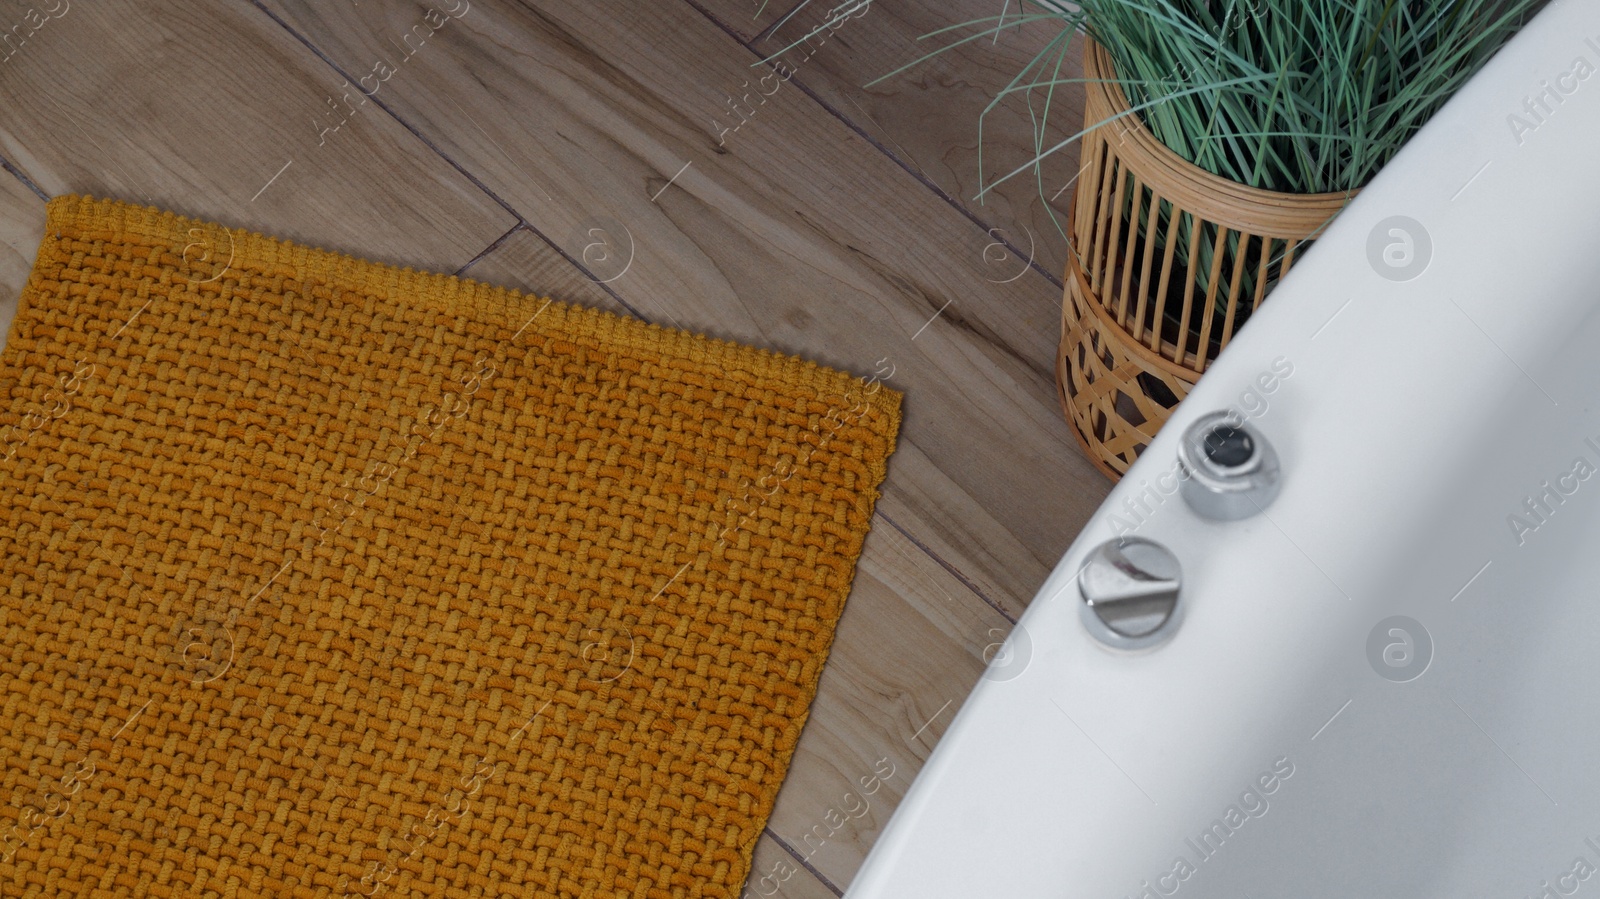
[1078,537,1183,651]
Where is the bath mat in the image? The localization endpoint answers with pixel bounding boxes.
[0,196,900,898]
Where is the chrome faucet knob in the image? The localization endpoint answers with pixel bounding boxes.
[1078,537,1183,650]
[1176,412,1282,520]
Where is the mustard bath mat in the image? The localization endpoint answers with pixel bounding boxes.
[0,197,900,898]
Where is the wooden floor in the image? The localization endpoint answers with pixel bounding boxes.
[0,1,1107,894]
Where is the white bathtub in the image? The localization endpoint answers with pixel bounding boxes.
[847,0,1600,896]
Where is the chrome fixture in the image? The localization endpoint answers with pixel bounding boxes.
[1176,412,1282,520]
[1078,537,1183,650]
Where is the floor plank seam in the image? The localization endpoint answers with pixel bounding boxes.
[453,222,527,277]
[877,510,1022,625]
[0,154,49,202]
[244,0,527,227]
[247,0,653,322]
[518,225,652,321]
[765,826,848,897]
[749,0,807,44]
[682,0,1066,293]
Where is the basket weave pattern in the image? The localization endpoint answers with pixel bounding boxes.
[1056,40,1353,479]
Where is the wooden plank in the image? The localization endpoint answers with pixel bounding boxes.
[0,171,46,346]
[0,0,515,274]
[695,0,1088,282]
[762,519,1014,887]
[747,837,843,899]
[260,0,1108,614]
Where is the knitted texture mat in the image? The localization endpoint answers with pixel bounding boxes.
[0,196,901,898]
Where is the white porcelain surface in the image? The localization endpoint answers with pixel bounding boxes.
[848,1,1600,895]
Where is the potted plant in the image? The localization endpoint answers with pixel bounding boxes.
[900,0,1543,478]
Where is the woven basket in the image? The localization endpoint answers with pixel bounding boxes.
[1057,39,1355,480]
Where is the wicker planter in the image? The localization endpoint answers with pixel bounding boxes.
[1057,39,1355,480]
